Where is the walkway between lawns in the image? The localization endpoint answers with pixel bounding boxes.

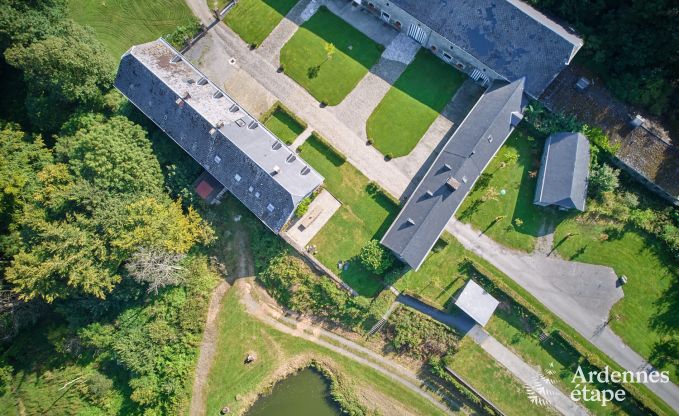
[396,294,588,416]
[183,0,679,409]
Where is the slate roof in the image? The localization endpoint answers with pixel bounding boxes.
[389,0,582,98]
[381,79,526,270]
[114,39,323,233]
[454,280,500,326]
[534,132,589,211]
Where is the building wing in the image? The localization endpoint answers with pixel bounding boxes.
[389,0,582,97]
[381,79,526,270]
[114,39,323,233]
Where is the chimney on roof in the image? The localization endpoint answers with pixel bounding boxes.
[182,92,191,101]
[630,114,645,128]
[209,127,217,137]
[216,121,224,129]
[510,111,523,127]
[272,165,280,175]
[446,177,461,191]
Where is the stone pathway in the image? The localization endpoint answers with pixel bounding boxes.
[290,125,313,151]
[382,32,421,64]
[284,190,341,247]
[257,0,312,65]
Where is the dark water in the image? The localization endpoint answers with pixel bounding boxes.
[245,368,341,416]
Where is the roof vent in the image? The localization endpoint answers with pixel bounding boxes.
[248,121,259,130]
[487,135,493,143]
[271,142,282,151]
[462,176,468,183]
[197,77,208,86]
[229,104,240,112]
[186,78,195,84]
[171,54,182,63]
[425,190,434,197]
[301,166,310,175]
[406,218,415,225]
[213,90,223,99]
[272,165,280,175]
[286,154,297,163]
[216,121,224,129]
[443,163,452,171]
[446,177,461,190]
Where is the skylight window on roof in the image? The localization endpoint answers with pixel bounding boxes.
[248,186,254,193]
[214,155,221,164]
[255,192,260,198]
[267,204,275,212]
[234,174,242,182]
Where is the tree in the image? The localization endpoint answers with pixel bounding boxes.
[589,163,620,197]
[126,248,186,295]
[359,240,394,275]
[4,23,115,131]
[323,42,337,63]
[56,115,165,197]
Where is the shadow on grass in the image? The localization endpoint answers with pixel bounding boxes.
[261,0,299,16]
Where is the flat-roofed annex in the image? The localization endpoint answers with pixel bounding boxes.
[114,39,323,232]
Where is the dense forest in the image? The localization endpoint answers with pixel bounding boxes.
[527,0,679,133]
[0,1,218,414]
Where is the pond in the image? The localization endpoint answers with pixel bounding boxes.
[245,367,341,416]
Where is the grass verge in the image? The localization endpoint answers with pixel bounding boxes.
[298,133,397,297]
[367,50,465,157]
[280,6,383,105]
[261,102,307,145]
[224,0,299,47]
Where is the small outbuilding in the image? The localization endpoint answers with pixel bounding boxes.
[454,280,499,327]
[534,132,590,211]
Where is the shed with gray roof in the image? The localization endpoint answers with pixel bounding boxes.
[381,79,526,270]
[365,0,582,98]
[534,132,590,211]
[114,39,323,233]
[454,280,499,327]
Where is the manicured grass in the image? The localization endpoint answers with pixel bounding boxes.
[205,287,449,416]
[394,234,470,309]
[298,134,398,297]
[224,0,299,47]
[553,219,679,384]
[280,6,383,105]
[457,128,564,252]
[366,50,465,157]
[445,339,546,416]
[262,103,306,145]
[67,0,196,57]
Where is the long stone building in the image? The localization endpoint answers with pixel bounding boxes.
[360,0,582,98]
[114,39,323,233]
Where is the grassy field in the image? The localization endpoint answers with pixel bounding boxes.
[224,0,299,47]
[553,219,679,384]
[67,0,196,57]
[456,128,563,252]
[280,6,383,105]
[445,339,546,416]
[366,50,465,157]
[262,103,306,145]
[298,134,398,297]
[205,286,449,416]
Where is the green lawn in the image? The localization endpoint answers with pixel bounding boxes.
[445,339,547,416]
[366,50,465,157]
[262,103,306,145]
[67,0,196,57]
[394,234,470,309]
[553,219,679,384]
[280,6,383,105]
[205,286,448,416]
[224,0,299,47]
[298,134,398,297]
[457,128,564,252]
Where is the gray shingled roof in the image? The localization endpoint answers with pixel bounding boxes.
[381,79,526,270]
[389,0,582,97]
[534,132,589,211]
[114,39,323,233]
